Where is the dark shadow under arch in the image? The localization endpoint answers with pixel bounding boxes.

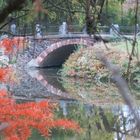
[40,44,80,68]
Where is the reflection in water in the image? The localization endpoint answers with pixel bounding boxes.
[21,68,140,139]
[38,68,123,106]
[60,100,68,116]
[53,102,140,140]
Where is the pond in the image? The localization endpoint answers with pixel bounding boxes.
[10,67,140,140]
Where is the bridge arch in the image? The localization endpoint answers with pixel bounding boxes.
[29,38,94,68]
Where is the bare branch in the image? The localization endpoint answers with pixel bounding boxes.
[96,52,140,128]
[126,0,139,78]
[0,0,27,24]
[0,13,28,30]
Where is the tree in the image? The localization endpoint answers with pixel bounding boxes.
[0,2,81,139]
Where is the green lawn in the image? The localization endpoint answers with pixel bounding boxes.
[109,37,140,54]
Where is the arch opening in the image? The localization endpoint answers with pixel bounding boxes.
[30,38,94,68]
[40,44,81,68]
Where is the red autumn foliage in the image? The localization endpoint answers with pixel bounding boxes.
[0,67,12,83]
[54,119,81,131]
[0,38,13,55]
[0,36,80,140]
[12,37,26,52]
[0,37,26,55]
[0,89,7,97]
[0,91,80,140]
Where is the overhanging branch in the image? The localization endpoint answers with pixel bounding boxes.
[46,0,84,13]
[0,0,27,24]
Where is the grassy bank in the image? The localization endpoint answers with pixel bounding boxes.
[60,41,139,80]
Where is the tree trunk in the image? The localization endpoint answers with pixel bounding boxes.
[85,0,105,35]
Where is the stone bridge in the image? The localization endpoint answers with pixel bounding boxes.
[27,34,94,68]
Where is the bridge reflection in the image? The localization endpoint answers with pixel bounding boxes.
[27,68,123,106]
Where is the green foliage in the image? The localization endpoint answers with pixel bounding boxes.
[121,9,135,25]
[29,129,45,140]
[0,0,139,31]
[130,67,140,91]
[48,11,57,22]
[0,0,6,8]
[54,103,115,140]
[101,0,122,25]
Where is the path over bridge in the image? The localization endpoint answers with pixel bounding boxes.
[27,34,94,68]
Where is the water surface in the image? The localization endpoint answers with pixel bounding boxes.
[12,68,140,140]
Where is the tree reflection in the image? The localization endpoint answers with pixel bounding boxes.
[60,76,123,106]
[54,102,140,140]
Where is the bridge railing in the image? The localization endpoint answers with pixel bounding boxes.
[98,26,136,35]
[44,24,84,35]
[1,24,138,37]
[12,24,84,36]
[17,25,138,35]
